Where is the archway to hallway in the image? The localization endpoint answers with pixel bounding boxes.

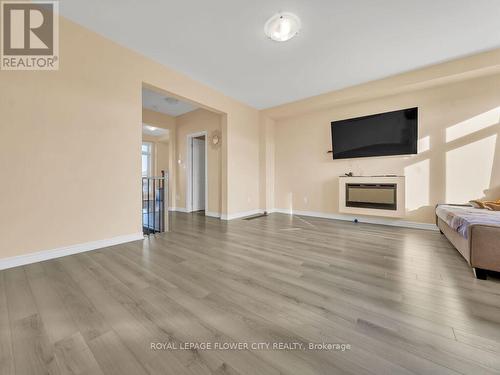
[141,83,226,234]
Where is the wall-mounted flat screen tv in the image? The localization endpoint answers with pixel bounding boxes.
[331,107,418,159]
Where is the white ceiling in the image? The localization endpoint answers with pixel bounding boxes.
[60,1,500,109]
[142,88,197,117]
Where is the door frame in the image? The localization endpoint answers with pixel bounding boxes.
[186,131,208,213]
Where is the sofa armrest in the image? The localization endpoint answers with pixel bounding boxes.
[435,203,473,226]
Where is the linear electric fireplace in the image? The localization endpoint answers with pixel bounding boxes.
[345,183,397,210]
[339,176,405,217]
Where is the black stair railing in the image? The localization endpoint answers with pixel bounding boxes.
[142,170,168,235]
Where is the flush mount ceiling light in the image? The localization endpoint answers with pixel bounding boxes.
[164,97,179,105]
[264,12,301,42]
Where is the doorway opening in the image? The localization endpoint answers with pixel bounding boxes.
[142,83,225,221]
[187,132,207,214]
[141,127,169,235]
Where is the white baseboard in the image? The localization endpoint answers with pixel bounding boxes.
[0,232,144,271]
[221,209,264,221]
[271,208,438,231]
[172,207,189,213]
[171,207,220,218]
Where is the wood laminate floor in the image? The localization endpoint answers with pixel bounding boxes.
[1,213,500,375]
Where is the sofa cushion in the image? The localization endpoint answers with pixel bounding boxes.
[436,205,500,239]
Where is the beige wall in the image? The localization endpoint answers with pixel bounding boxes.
[268,72,500,224]
[0,16,261,260]
[175,108,222,213]
[227,108,261,213]
[156,142,169,178]
[259,114,275,211]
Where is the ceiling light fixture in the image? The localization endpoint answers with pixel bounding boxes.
[147,126,157,131]
[164,97,179,105]
[264,12,301,42]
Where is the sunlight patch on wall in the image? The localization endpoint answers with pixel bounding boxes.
[286,192,293,214]
[446,106,500,143]
[405,159,430,211]
[446,135,497,203]
[417,136,430,153]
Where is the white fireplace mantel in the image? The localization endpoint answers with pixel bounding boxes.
[339,176,405,218]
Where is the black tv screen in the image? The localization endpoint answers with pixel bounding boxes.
[331,107,418,159]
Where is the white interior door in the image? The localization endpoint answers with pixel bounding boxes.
[191,137,206,211]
